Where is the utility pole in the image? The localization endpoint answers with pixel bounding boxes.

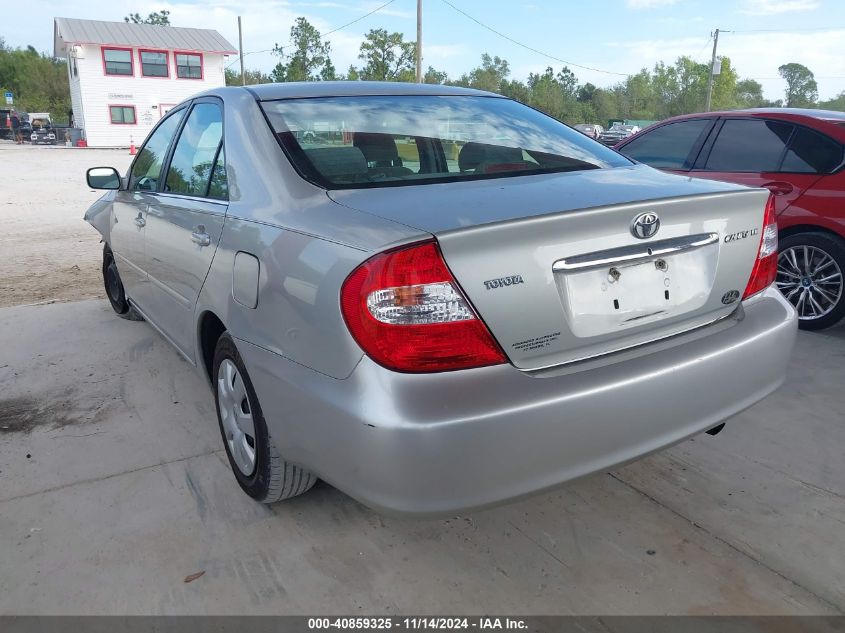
[238,16,245,86]
[416,0,422,83]
[704,28,720,112]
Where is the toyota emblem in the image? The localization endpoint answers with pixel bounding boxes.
[631,212,660,239]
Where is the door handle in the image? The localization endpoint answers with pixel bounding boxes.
[763,181,793,196]
[191,225,211,247]
[134,213,146,228]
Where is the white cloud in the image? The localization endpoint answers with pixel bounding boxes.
[625,0,678,9]
[739,0,820,15]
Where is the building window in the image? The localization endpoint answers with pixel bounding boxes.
[140,50,169,77]
[175,53,203,79]
[103,48,133,76]
[110,105,137,124]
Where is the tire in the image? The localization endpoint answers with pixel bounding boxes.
[212,333,317,503]
[102,245,144,321]
[777,232,845,331]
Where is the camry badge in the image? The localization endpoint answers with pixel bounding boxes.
[631,212,660,239]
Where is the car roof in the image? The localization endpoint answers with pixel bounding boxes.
[664,107,845,123]
[238,81,503,101]
[617,107,845,147]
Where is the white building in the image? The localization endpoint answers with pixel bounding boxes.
[53,17,237,147]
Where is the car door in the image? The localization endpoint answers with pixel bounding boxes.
[142,98,228,357]
[689,118,823,214]
[110,108,186,309]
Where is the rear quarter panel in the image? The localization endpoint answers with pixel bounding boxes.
[197,219,371,379]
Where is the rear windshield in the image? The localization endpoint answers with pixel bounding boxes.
[261,95,631,189]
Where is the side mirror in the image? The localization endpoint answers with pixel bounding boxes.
[87,167,121,190]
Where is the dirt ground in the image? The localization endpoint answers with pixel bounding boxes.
[0,142,133,308]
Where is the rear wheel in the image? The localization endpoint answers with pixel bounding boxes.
[213,333,317,503]
[777,232,845,330]
[102,246,143,321]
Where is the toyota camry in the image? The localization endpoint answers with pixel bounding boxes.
[84,82,797,515]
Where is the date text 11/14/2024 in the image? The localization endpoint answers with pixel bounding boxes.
[307,617,528,630]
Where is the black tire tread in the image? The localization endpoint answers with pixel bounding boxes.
[103,244,144,322]
[261,433,317,503]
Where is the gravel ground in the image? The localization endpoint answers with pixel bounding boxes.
[0,142,133,308]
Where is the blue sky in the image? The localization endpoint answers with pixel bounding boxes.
[10,0,845,100]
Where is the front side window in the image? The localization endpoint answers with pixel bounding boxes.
[261,95,631,188]
[103,48,133,76]
[780,127,843,174]
[129,109,185,191]
[165,103,224,197]
[704,119,793,172]
[140,50,168,77]
[176,53,202,79]
[109,105,136,125]
[620,119,712,170]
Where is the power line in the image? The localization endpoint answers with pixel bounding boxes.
[438,0,631,76]
[226,0,399,69]
[323,0,398,37]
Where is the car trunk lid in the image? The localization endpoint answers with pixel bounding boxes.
[330,166,770,370]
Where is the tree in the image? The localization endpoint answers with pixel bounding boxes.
[271,17,334,82]
[819,91,845,111]
[354,29,415,81]
[778,63,818,107]
[0,44,70,121]
[526,66,580,122]
[577,83,598,103]
[224,67,272,86]
[735,78,766,108]
[456,53,510,93]
[124,10,171,25]
[423,66,448,84]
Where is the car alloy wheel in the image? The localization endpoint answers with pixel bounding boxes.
[777,245,843,321]
[217,358,257,476]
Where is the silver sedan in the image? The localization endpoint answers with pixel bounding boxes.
[84,82,797,515]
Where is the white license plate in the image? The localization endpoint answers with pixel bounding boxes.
[557,248,717,338]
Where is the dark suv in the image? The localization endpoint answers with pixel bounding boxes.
[616,109,845,330]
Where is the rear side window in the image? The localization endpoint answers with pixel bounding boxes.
[261,95,631,189]
[165,102,224,197]
[781,127,843,173]
[129,109,185,191]
[620,119,711,169]
[704,119,793,172]
[208,146,228,199]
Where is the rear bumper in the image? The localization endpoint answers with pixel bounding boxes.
[238,286,797,515]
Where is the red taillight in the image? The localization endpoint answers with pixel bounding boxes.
[340,240,507,373]
[743,194,779,300]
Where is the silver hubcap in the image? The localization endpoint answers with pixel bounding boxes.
[777,245,843,320]
[217,359,257,476]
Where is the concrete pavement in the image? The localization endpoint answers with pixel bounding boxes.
[1,300,843,614]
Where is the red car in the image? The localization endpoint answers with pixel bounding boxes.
[616,108,845,330]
